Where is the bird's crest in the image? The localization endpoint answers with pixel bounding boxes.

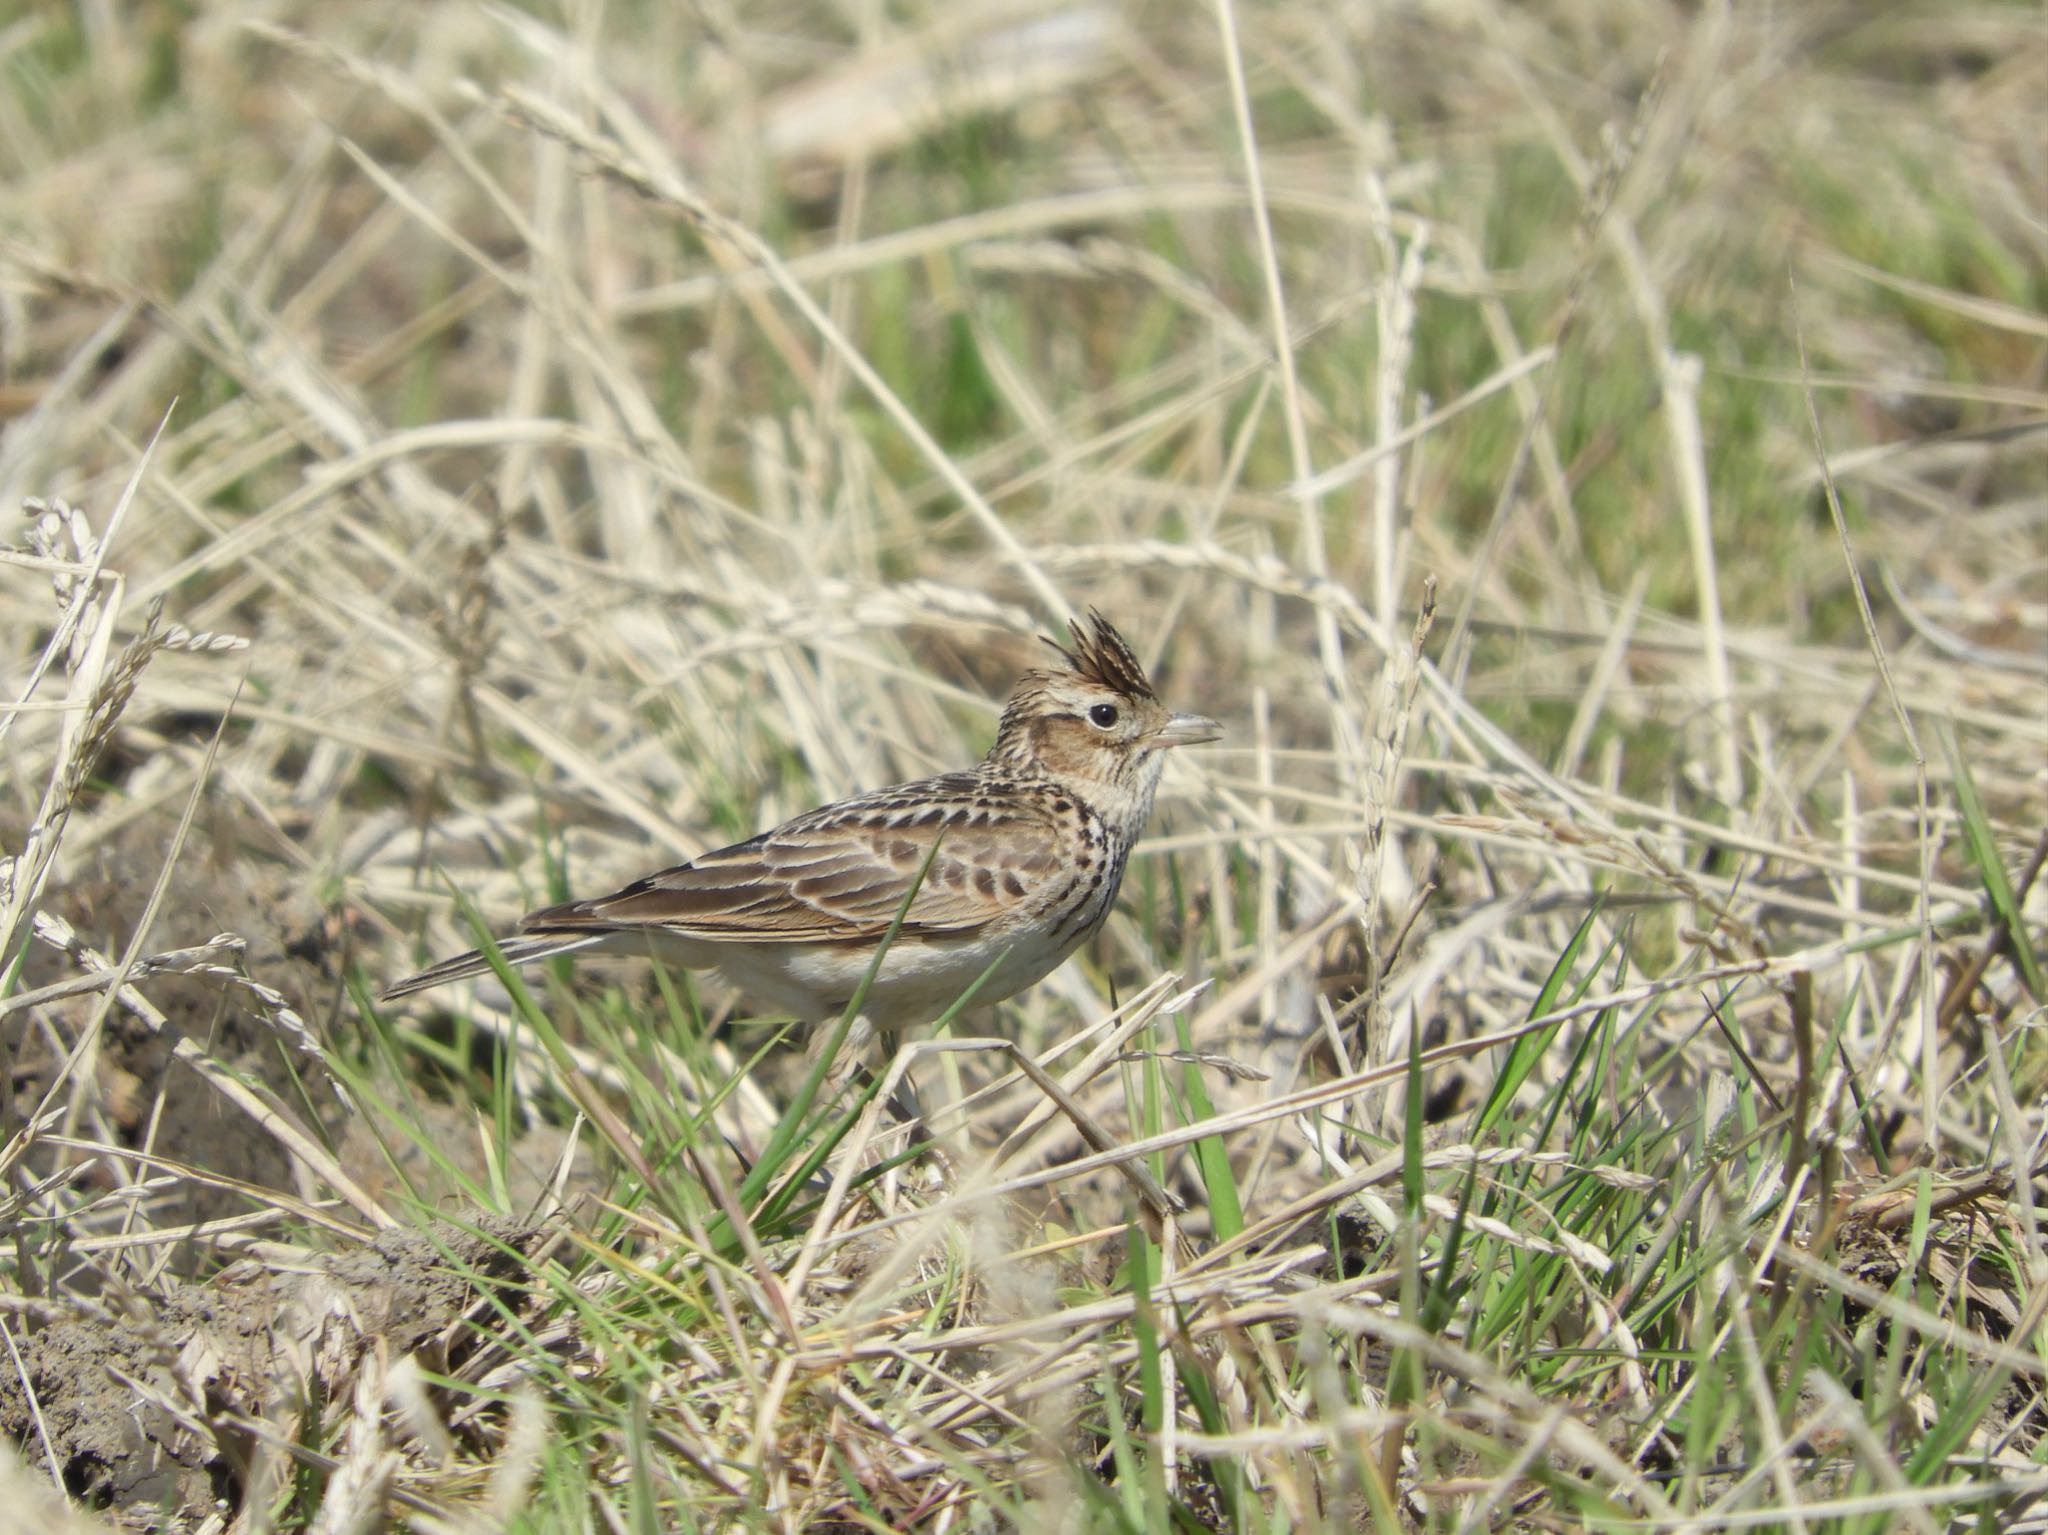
[1040,611,1157,702]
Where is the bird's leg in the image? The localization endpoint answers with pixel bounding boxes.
[804,1012,871,1117]
[879,1028,931,1129]
[807,1014,929,1153]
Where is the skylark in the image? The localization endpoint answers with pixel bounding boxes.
[384,615,1220,1047]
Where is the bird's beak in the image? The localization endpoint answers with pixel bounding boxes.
[1156,712,1223,748]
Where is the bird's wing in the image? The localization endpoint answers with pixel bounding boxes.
[521,775,1068,944]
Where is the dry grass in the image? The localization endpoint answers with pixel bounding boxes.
[1,2,2043,1531]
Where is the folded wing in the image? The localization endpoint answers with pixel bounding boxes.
[522,776,1064,944]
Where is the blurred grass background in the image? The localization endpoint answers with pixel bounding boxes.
[0,2,2043,1531]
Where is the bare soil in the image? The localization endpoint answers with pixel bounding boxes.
[1,1219,538,1527]
[2,801,581,1530]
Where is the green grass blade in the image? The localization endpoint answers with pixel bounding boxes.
[1173,1007,1245,1245]
[1942,724,2044,999]
[737,831,948,1210]
[1474,896,1607,1138]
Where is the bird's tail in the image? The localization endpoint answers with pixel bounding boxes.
[380,933,609,1002]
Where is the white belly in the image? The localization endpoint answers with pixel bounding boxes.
[679,927,1080,1029]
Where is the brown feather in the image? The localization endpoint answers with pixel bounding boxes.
[1039,610,1158,702]
[518,780,1066,945]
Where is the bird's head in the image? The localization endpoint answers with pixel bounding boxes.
[988,612,1220,820]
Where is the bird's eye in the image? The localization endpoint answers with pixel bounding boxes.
[1087,703,1120,729]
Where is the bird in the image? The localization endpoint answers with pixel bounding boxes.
[383,614,1220,1054]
